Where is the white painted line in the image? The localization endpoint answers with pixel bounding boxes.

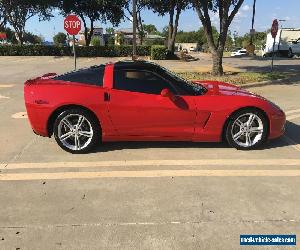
[0,94,9,99]
[2,159,300,170]
[1,169,300,181]
[0,84,14,88]
[11,112,28,119]
[286,109,300,115]
[287,114,300,121]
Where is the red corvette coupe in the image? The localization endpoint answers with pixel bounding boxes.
[24,61,285,153]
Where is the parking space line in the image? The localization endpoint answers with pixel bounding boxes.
[286,109,300,115]
[287,114,300,121]
[2,159,300,170]
[0,84,14,88]
[1,169,300,181]
[0,94,10,99]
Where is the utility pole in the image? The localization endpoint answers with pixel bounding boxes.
[132,0,137,60]
[250,0,257,45]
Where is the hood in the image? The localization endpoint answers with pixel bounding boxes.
[193,80,258,97]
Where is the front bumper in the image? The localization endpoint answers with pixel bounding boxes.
[269,111,286,139]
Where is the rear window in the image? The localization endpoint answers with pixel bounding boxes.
[53,66,105,86]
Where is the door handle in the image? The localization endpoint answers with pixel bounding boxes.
[104,92,110,102]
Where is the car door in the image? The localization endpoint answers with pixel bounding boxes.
[106,68,196,139]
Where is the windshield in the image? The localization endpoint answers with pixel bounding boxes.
[157,65,207,96]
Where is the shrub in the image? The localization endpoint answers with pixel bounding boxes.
[151,45,167,60]
[91,37,101,46]
[0,44,158,58]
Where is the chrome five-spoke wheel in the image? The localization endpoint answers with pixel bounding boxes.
[226,109,268,150]
[54,109,100,153]
[58,114,93,151]
[231,113,263,148]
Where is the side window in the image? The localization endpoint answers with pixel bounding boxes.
[114,69,175,95]
[54,66,104,86]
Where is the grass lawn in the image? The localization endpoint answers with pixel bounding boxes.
[176,71,295,85]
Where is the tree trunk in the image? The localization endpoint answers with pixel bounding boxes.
[167,2,175,54]
[137,11,144,45]
[212,50,223,76]
[85,20,94,47]
[14,26,25,45]
[167,5,181,55]
[15,32,24,45]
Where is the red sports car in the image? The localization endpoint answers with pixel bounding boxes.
[24,61,286,153]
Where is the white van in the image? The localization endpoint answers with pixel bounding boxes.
[263,28,300,57]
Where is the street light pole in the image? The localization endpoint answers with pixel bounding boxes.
[132,0,137,60]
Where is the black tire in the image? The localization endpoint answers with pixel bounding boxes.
[53,108,101,153]
[288,48,293,58]
[225,108,268,150]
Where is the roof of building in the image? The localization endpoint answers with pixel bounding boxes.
[115,28,133,34]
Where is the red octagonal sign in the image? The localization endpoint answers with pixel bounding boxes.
[271,19,279,39]
[64,15,81,35]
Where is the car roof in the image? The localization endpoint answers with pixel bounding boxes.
[114,60,159,70]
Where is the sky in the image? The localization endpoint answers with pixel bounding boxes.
[25,0,300,42]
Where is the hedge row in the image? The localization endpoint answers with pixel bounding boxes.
[151,45,168,60]
[0,45,164,58]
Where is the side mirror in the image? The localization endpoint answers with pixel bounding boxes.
[161,88,176,101]
[161,88,171,98]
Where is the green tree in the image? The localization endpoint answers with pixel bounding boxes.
[176,30,199,43]
[143,0,190,54]
[197,26,218,47]
[60,0,126,46]
[53,32,67,45]
[143,24,158,35]
[106,27,115,34]
[0,0,54,45]
[192,0,245,75]
[24,32,43,44]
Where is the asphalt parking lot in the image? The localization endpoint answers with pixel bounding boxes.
[0,56,300,249]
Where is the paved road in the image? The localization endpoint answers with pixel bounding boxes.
[0,56,299,249]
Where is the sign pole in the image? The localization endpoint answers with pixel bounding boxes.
[270,19,278,72]
[73,35,77,71]
[271,37,276,72]
[64,15,81,71]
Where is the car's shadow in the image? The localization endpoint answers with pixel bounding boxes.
[91,121,300,153]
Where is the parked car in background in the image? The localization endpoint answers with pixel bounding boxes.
[231,49,247,57]
[189,47,196,52]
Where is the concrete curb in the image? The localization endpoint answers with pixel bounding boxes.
[241,76,300,89]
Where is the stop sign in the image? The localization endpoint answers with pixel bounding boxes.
[271,19,279,39]
[64,15,81,35]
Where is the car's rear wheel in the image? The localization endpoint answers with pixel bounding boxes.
[53,108,100,153]
[225,109,268,150]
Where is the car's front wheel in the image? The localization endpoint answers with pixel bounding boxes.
[53,108,100,153]
[225,109,268,150]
